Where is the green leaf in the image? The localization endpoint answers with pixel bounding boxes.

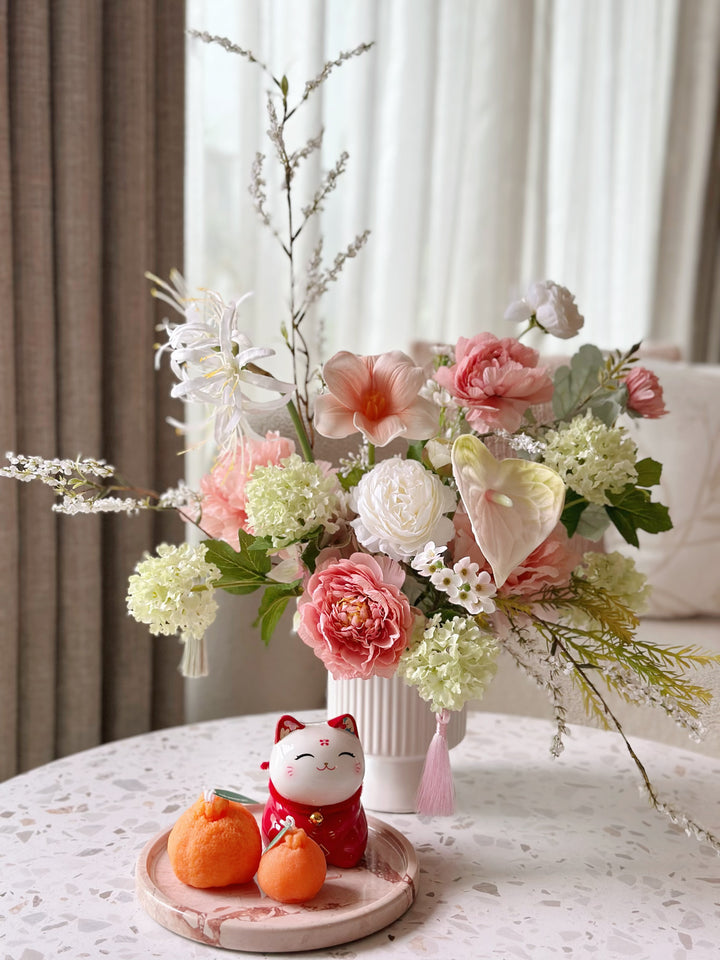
[406,440,425,462]
[253,582,301,645]
[635,457,662,487]
[560,496,589,538]
[605,486,673,547]
[280,74,289,97]
[552,344,605,421]
[575,503,611,541]
[301,537,322,574]
[212,788,260,805]
[338,466,364,491]
[203,534,271,595]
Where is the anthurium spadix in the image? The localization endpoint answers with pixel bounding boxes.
[451,435,566,588]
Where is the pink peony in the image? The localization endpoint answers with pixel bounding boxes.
[623,366,668,419]
[313,350,438,446]
[296,551,415,679]
[451,508,581,596]
[197,432,295,550]
[434,333,553,432]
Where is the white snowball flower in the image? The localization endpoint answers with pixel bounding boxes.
[350,459,457,562]
[504,280,584,339]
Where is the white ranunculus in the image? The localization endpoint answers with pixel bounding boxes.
[350,459,457,561]
[504,280,584,339]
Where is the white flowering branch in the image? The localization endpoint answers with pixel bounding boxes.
[190,30,373,452]
[1,453,201,519]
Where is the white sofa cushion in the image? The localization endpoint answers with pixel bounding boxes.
[605,360,720,618]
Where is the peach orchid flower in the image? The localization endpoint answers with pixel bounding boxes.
[313,350,439,447]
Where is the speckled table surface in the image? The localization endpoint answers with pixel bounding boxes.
[2,710,720,960]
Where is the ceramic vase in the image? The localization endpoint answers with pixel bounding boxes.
[327,674,466,813]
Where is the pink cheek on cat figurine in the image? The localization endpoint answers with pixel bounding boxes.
[261,713,369,869]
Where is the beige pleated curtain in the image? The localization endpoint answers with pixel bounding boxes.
[0,0,186,780]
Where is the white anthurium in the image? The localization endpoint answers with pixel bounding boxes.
[451,434,566,587]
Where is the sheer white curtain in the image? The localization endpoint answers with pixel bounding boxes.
[182,0,719,721]
[186,0,719,363]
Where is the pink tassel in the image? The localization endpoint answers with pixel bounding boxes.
[416,709,455,816]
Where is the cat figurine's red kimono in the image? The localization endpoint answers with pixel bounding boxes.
[261,713,368,868]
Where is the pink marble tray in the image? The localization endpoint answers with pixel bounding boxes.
[135,805,418,953]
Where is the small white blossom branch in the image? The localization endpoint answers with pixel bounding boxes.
[554,635,720,854]
[190,32,373,451]
[295,42,375,113]
[186,30,275,83]
[2,452,201,518]
[500,625,571,757]
[290,129,324,171]
[300,151,349,224]
[303,229,371,308]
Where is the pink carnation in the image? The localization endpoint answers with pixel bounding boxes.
[452,508,581,596]
[434,333,553,432]
[296,551,414,680]
[623,366,668,419]
[197,432,295,550]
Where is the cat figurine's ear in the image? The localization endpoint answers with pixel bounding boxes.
[328,714,359,738]
[275,715,305,742]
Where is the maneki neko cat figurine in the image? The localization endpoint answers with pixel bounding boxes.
[261,714,368,868]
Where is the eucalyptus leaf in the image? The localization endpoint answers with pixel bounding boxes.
[552,344,605,421]
[584,387,626,427]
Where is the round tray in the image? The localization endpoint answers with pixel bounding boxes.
[135,805,418,953]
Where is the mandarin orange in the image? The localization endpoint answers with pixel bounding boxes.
[167,793,262,888]
[257,827,327,903]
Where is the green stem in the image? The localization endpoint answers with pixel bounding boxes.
[287,399,314,462]
[367,442,375,467]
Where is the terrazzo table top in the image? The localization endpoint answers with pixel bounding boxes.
[2,710,720,959]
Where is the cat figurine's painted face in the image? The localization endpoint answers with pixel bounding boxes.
[268,714,365,806]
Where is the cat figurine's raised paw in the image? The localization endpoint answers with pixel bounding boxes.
[261,713,368,868]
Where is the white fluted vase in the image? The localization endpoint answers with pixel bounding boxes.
[327,675,466,813]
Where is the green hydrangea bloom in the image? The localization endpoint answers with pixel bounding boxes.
[543,412,637,505]
[577,550,651,617]
[245,454,342,548]
[398,614,499,712]
[126,542,219,640]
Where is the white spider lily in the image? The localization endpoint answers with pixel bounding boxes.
[149,272,296,453]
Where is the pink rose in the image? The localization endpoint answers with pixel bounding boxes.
[451,508,581,596]
[296,552,414,680]
[197,432,295,550]
[623,366,668,419]
[434,333,553,432]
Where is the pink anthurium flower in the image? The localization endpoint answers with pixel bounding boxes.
[451,434,566,587]
[314,350,439,446]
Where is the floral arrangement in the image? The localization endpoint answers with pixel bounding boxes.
[3,34,719,847]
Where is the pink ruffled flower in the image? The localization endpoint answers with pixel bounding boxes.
[623,366,668,419]
[451,508,581,596]
[197,432,295,550]
[313,350,438,446]
[434,333,553,432]
[296,551,415,679]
